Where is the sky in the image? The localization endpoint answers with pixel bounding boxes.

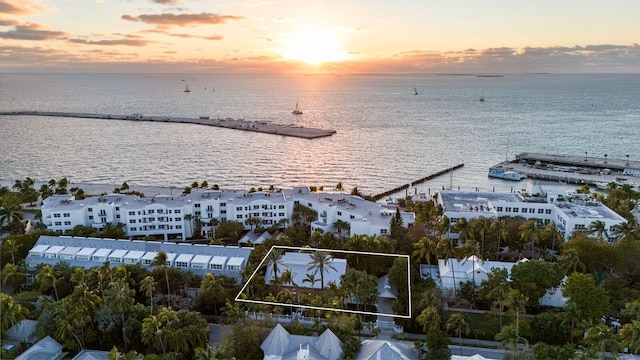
[1,0,639,73]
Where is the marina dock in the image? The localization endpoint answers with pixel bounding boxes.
[0,111,337,139]
[495,153,640,187]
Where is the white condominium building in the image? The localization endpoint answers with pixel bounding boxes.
[41,187,415,241]
[436,181,627,241]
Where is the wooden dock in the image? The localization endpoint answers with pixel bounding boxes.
[0,111,337,140]
[372,163,464,200]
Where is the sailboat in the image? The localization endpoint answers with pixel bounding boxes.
[414,87,418,95]
[488,140,526,181]
[292,101,303,115]
[479,91,485,102]
[184,84,191,93]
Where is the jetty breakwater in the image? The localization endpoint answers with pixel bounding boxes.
[0,111,337,139]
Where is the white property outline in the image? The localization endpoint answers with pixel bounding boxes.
[235,245,412,319]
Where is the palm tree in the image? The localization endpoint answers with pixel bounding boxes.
[37,264,60,300]
[507,289,528,338]
[67,285,101,349]
[447,313,470,355]
[543,222,563,253]
[104,278,135,347]
[622,300,640,321]
[588,220,609,241]
[620,320,640,354]
[221,299,247,324]
[151,251,172,307]
[436,237,459,294]
[416,306,441,335]
[436,215,451,239]
[490,219,508,260]
[302,271,319,289]
[140,276,158,312]
[560,302,582,344]
[332,219,350,240]
[279,269,298,287]
[459,240,480,286]
[335,182,344,193]
[266,248,285,284]
[70,267,88,288]
[584,323,620,360]
[612,222,637,243]
[0,293,28,333]
[559,248,586,275]
[200,273,225,315]
[412,236,438,266]
[1,263,26,292]
[471,217,490,258]
[0,199,23,238]
[307,251,337,290]
[518,219,540,258]
[453,217,471,243]
[495,324,524,360]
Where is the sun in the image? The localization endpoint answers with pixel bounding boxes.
[281,28,351,65]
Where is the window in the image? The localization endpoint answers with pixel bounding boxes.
[115,207,120,211]
[496,207,503,212]
[55,221,62,226]
[221,210,226,214]
[64,213,70,217]
[262,205,268,209]
[253,205,259,209]
[337,211,342,216]
[380,229,388,235]
[253,212,259,217]
[237,215,243,219]
[236,206,243,211]
[513,208,519,213]
[221,202,226,207]
[131,227,137,231]
[176,225,182,229]
[350,215,355,219]
[195,211,201,217]
[129,211,135,216]
[545,209,552,214]
[148,209,155,214]
[88,208,93,212]
[54,213,61,218]
[529,208,536,214]
[174,217,180,221]
[176,261,188,268]
[129,220,136,224]
[538,209,544,214]
[157,209,163,214]
[89,216,93,220]
[195,203,200,208]
[574,224,585,230]
[210,264,223,270]
[175,210,181,214]
[278,205,285,209]
[506,207,512,212]
[64,221,71,225]
[307,203,312,207]
[116,215,120,219]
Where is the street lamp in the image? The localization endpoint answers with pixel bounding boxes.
[604,154,608,164]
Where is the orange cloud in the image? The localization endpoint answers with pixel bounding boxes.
[0,23,67,41]
[121,12,243,28]
[68,38,150,46]
[0,0,47,15]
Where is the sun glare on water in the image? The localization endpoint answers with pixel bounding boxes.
[281,28,351,65]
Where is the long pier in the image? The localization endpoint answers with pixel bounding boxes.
[373,163,464,200]
[0,111,337,140]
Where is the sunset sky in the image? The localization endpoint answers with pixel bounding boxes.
[1,0,639,73]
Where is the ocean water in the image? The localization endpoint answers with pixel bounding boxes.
[1,72,639,196]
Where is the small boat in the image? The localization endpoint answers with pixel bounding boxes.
[414,87,418,95]
[488,168,526,181]
[292,101,303,115]
[479,91,485,102]
[184,84,191,93]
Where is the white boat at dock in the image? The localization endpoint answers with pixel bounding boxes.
[488,168,526,181]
